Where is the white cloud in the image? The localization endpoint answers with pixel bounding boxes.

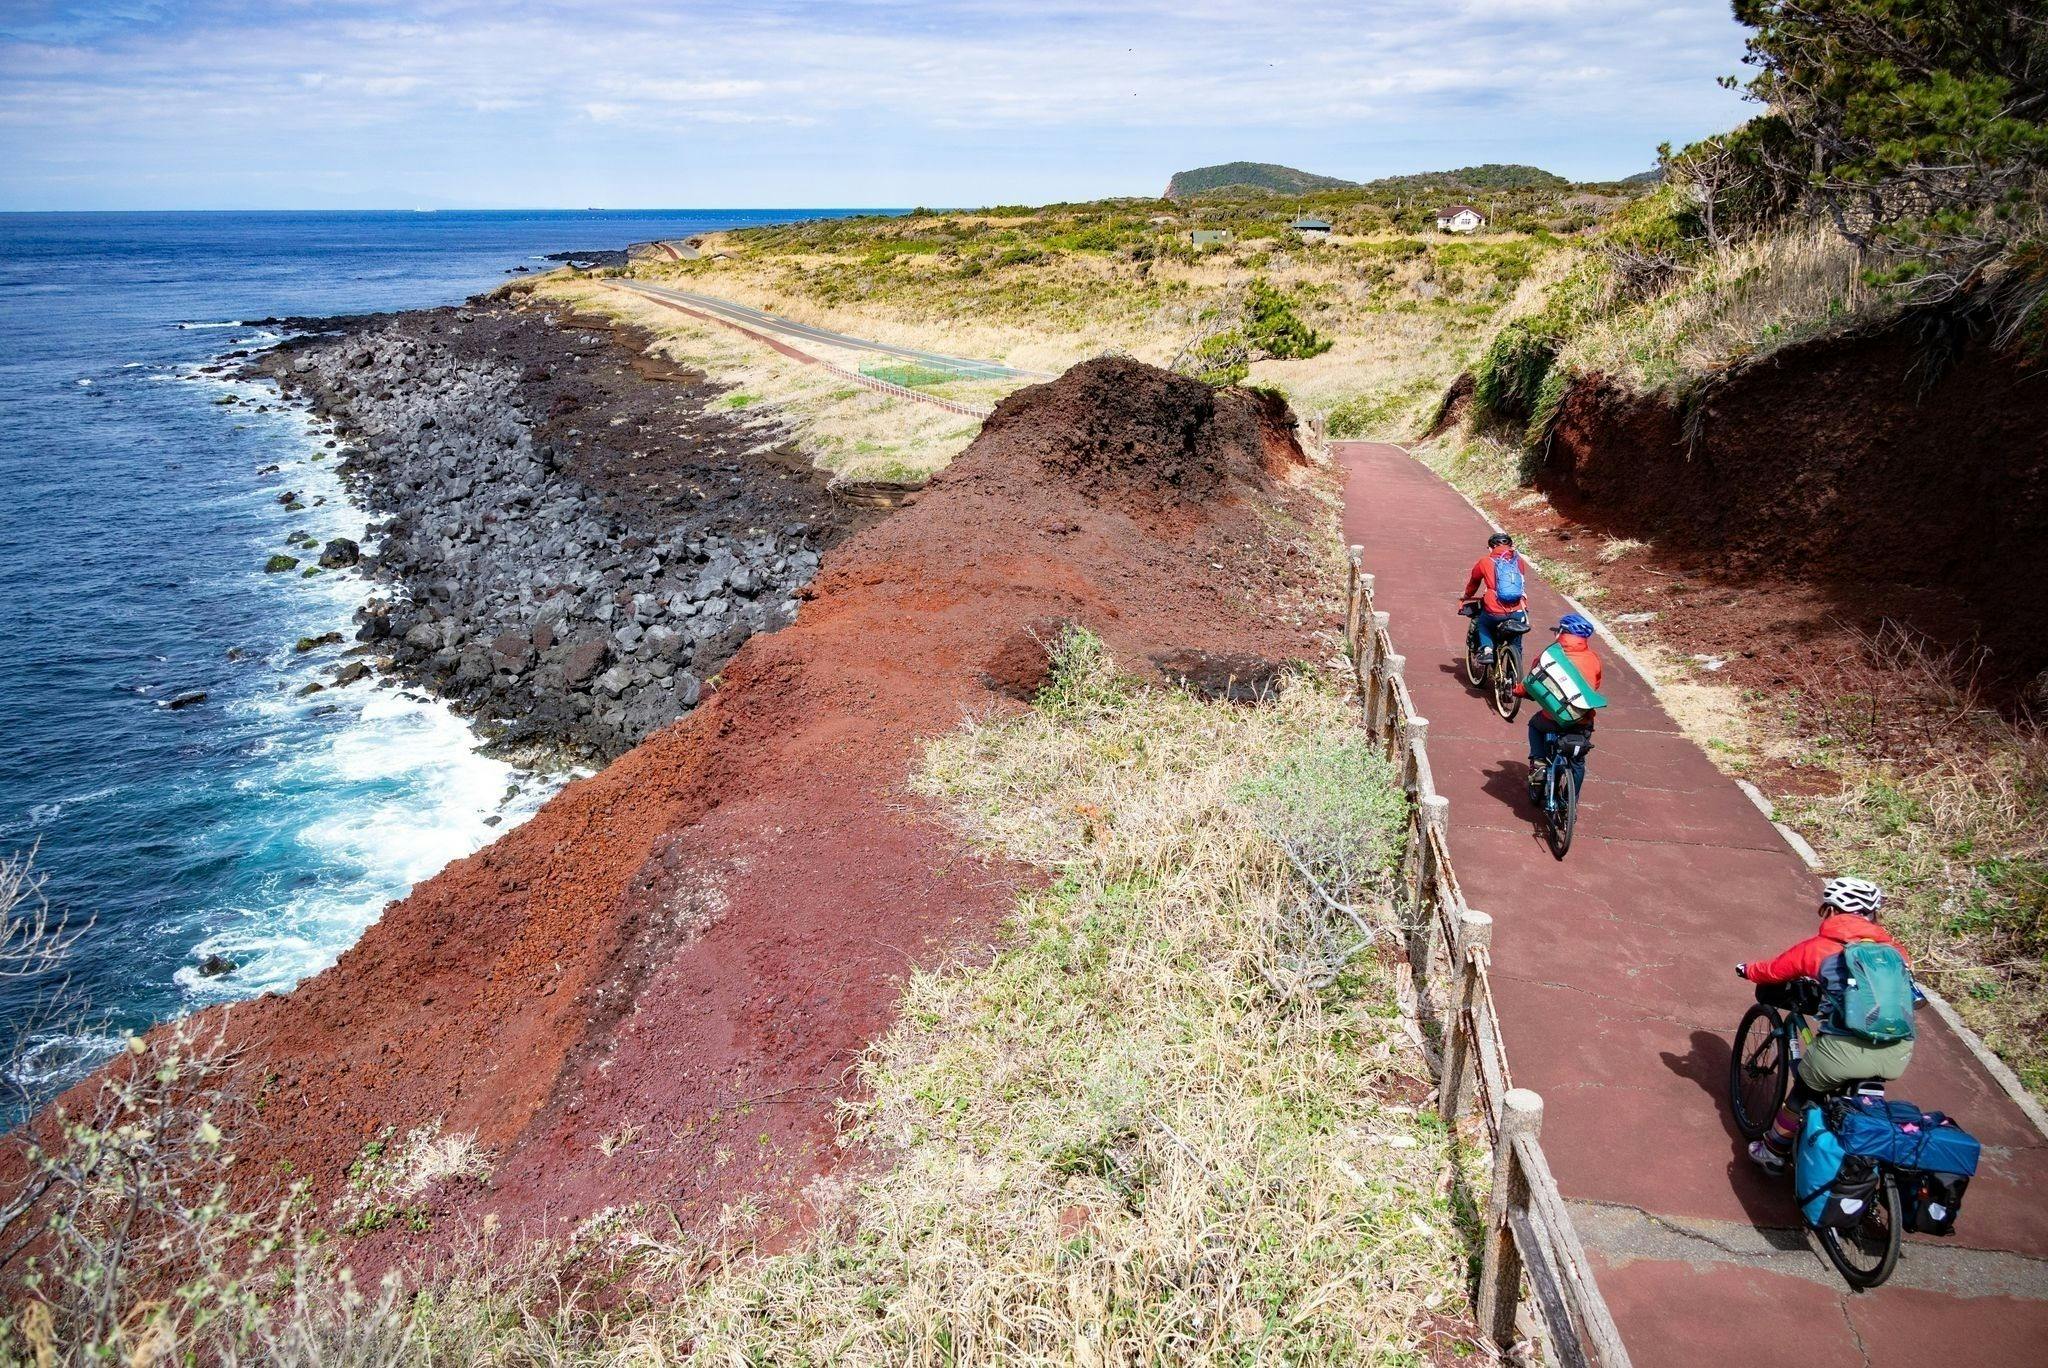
[0,0,1752,206]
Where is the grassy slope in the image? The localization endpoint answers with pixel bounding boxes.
[530,179,1629,482]
[364,639,1480,1363]
[664,640,1472,1363]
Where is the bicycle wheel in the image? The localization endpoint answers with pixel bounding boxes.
[1728,1004,1790,1140]
[1463,622,1486,687]
[1819,1170,1903,1290]
[1491,644,1522,720]
[1546,765,1579,860]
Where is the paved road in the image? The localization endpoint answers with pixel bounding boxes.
[1336,441,2048,1368]
[621,282,1051,381]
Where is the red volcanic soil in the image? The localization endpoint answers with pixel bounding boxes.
[1535,318,2048,688]
[53,358,1334,1261]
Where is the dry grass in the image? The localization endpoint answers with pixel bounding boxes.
[1409,430,1525,500]
[651,638,1473,1364]
[1766,628,2048,1096]
[1561,227,1882,389]
[524,275,990,484]
[626,226,1562,452]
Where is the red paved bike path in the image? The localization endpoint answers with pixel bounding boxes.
[1336,442,2048,1367]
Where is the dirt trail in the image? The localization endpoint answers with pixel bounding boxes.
[1336,440,2048,1368]
[58,360,1329,1262]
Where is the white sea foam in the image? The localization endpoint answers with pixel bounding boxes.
[176,320,246,330]
[9,1032,124,1091]
[164,367,564,1009]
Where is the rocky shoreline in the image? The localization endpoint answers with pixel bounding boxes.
[253,289,867,764]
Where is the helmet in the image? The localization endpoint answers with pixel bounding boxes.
[1821,877,1883,916]
[1487,532,1513,548]
[1555,613,1595,637]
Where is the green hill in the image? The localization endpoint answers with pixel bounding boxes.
[1359,163,1572,196]
[1164,162,1357,199]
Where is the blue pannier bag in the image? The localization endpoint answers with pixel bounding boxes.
[1494,555,1526,606]
[1832,1096,1981,1174]
[1794,1105,1874,1231]
[1829,1094,1980,1235]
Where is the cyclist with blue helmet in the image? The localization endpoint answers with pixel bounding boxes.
[1516,613,1606,799]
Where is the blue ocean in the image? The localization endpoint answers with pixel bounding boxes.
[0,209,872,1120]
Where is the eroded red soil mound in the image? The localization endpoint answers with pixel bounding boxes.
[64,359,1332,1261]
[1539,319,2048,685]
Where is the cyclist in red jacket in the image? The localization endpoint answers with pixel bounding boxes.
[1737,877,1915,1173]
[1459,532,1530,665]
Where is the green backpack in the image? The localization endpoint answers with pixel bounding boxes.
[1522,643,1608,726]
[1835,941,1916,1044]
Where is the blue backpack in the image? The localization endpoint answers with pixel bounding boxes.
[1493,555,1526,605]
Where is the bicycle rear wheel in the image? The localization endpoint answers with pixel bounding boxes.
[1819,1170,1903,1290]
[1463,622,1486,687]
[1728,1004,1789,1140]
[1491,644,1522,720]
[1546,765,1579,860]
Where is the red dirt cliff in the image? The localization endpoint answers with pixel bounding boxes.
[1537,319,2048,683]
[43,358,1333,1260]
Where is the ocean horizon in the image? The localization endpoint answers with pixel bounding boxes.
[0,208,893,1121]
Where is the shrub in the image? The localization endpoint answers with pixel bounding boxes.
[1472,320,1560,427]
[1732,0,2048,293]
[1245,279,1335,361]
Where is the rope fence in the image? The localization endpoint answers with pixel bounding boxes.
[1345,546,1631,1368]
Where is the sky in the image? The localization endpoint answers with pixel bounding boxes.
[0,1,1757,211]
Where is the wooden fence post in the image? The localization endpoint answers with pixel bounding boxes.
[1402,715,1429,798]
[1376,655,1409,753]
[1438,910,1492,1119]
[1408,794,1448,931]
[1364,608,1388,691]
[1478,1089,1545,1351]
[1345,546,1364,663]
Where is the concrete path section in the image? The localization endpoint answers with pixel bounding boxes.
[1335,441,2048,1368]
[623,282,1051,380]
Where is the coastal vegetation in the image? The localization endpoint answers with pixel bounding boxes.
[527,163,1635,475]
[0,633,1480,1363]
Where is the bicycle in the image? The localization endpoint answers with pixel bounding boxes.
[1459,603,1529,721]
[1535,727,1591,860]
[1729,979,1902,1289]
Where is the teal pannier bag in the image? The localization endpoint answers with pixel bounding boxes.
[1795,1105,1845,1228]
[1836,941,1916,1043]
[1795,1105,1879,1231]
[1522,643,1608,727]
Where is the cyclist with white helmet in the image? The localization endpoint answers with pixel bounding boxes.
[1736,877,1916,1173]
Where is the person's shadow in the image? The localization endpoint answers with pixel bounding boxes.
[1478,758,1552,848]
[1661,1028,1809,1241]
[1435,653,1492,704]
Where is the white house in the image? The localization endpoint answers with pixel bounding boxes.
[1289,216,1334,242]
[1435,205,1487,234]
